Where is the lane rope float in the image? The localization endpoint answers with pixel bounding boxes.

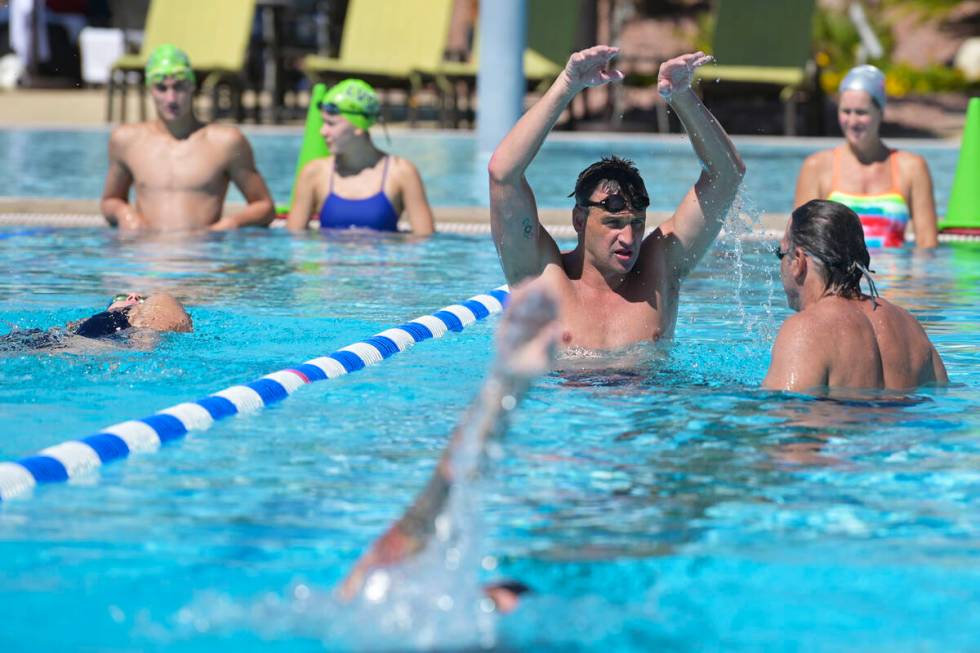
[0,286,510,502]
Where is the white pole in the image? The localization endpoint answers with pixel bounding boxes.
[476,0,527,156]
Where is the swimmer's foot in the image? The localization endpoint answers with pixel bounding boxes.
[495,281,560,380]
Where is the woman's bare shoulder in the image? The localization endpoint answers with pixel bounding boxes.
[893,149,931,176]
[800,147,835,171]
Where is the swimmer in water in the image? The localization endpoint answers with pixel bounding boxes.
[286,79,435,235]
[488,47,745,351]
[794,64,939,248]
[1,292,192,353]
[338,281,561,613]
[101,44,275,232]
[763,200,947,392]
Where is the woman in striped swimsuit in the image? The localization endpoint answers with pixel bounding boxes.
[794,65,938,248]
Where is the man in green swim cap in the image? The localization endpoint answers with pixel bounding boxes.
[100,44,274,232]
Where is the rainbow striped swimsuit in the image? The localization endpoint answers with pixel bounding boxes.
[827,148,910,248]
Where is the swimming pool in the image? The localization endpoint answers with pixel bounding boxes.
[0,127,961,216]
[0,219,977,650]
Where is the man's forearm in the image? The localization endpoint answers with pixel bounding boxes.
[394,366,530,545]
[668,88,744,184]
[215,199,275,229]
[339,366,530,598]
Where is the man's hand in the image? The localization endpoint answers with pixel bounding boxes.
[563,45,625,91]
[115,205,149,230]
[495,280,560,380]
[208,217,238,231]
[658,51,713,100]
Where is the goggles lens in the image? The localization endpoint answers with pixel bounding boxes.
[109,293,145,309]
[580,194,646,213]
[319,101,374,117]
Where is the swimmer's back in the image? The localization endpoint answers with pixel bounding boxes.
[804,297,885,389]
[857,297,948,389]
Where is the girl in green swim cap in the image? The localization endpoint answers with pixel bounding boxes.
[286,79,434,235]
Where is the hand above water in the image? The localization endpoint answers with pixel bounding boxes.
[563,45,625,91]
[658,51,714,100]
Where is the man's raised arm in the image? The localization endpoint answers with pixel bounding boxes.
[488,46,624,285]
[655,52,746,277]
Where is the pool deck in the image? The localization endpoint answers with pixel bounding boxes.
[0,196,791,239]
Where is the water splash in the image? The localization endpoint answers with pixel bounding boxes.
[159,386,503,650]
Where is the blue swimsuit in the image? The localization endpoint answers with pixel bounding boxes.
[318,156,400,232]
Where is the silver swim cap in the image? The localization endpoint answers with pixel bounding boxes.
[838,64,886,109]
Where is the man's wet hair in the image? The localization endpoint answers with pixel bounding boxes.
[789,199,874,299]
[570,156,650,211]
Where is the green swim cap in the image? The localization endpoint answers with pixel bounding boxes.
[320,79,380,130]
[145,44,196,86]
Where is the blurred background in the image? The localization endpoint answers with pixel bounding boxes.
[0,0,976,137]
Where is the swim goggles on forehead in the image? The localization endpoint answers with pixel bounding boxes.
[318,101,377,117]
[578,193,649,213]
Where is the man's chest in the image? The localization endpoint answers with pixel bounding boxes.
[127,140,228,190]
[558,283,676,350]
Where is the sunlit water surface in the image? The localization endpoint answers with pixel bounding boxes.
[0,223,977,651]
[0,128,960,215]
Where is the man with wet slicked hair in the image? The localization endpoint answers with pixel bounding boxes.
[488,46,745,351]
[764,199,948,392]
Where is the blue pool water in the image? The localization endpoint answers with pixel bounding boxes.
[0,128,961,215]
[0,220,978,650]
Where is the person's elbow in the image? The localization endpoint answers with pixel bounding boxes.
[916,232,938,249]
[724,153,747,185]
[100,197,121,227]
[488,152,520,186]
[249,197,276,227]
[412,219,435,237]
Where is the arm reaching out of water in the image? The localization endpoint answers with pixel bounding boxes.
[489,46,625,284]
[339,281,560,600]
[653,52,746,276]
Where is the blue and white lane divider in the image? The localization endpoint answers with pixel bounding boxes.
[0,286,511,502]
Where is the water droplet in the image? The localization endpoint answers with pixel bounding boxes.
[364,570,390,602]
[437,594,454,611]
[292,583,311,600]
[108,605,126,623]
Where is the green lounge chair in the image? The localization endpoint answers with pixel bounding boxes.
[696,0,817,135]
[106,0,256,123]
[302,0,456,124]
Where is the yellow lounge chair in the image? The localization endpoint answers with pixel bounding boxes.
[302,0,456,124]
[106,0,256,122]
[695,0,817,135]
